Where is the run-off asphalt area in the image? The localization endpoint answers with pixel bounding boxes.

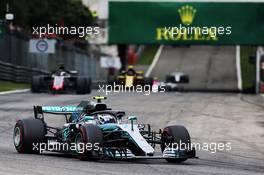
[0,92,263,175]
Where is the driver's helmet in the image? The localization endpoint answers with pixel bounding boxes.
[127,65,136,75]
[97,114,116,124]
[59,64,65,71]
[60,72,67,76]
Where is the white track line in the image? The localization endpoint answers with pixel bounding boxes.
[256,47,264,93]
[236,45,242,91]
[110,0,264,2]
[145,45,164,77]
[0,89,30,95]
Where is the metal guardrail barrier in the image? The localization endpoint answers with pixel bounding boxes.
[0,32,108,82]
[0,61,49,83]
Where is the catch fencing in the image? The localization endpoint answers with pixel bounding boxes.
[0,31,107,83]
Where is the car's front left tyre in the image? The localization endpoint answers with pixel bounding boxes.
[161,125,191,163]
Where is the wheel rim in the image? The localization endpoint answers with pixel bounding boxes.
[14,126,21,147]
[161,131,173,152]
[75,133,83,154]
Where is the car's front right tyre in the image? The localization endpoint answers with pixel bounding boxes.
[14,118,46,153]
[75,124,103,161]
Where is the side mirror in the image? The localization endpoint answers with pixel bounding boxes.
[128,116,137,121]
[69,70,78,75]
[128,116,137,131]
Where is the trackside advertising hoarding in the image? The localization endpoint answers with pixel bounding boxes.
[109,1,264,44]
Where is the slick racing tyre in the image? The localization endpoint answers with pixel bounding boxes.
[31,76,43,93]
[107,76,115,86]
[75,124,103,161]
[86,77,92,94]
[76,77,86,94]
[161,125,191,163]
[181,75,189,83]
[144,77,153,86]
[144,77,153,90]
[13,118,46,154]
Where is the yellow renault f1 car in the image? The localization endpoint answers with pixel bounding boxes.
[108,65,153,87]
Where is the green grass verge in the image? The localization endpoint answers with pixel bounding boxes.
[240,46,256,93]
[137,46,159,65]
[0,81,30,92]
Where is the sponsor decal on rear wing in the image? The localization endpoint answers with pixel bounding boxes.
[33,105,78,121]
[42,106,77,113]
[33,105,77,119]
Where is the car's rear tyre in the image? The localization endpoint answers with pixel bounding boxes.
[86,77,92,94]
[75,124,103,161]
[165,75,171,83]
[161,125,191,163]
[76,77,86,94]
[181,75,189,83]
[165,86,172,92]
[144,77,153,86]
[31,76,43,93]
[107,76,115,86]
[178,86,184,92]
[144,77,153,90]
[13,118,46,154]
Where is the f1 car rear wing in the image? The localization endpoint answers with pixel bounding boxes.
[33,97,108,120]
[42,106,76,114]
[34,105,77,120]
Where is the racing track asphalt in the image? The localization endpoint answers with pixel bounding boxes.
[0,91,263,175]
[150,46,238,91]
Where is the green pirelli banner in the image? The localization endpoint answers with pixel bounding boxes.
[109,1,264,45]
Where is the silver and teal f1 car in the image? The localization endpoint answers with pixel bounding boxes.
[13,96,197,162]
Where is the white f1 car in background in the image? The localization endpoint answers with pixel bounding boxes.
[160,72,189,91]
